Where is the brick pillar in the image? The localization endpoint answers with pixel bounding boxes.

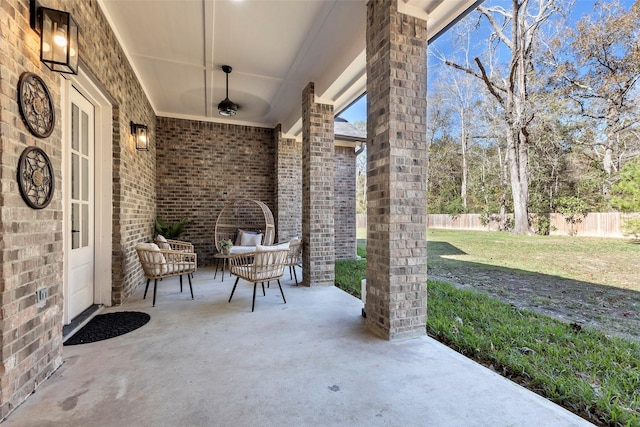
[274,124,302,241]
[334,146,357,260]
[302,82,335,286]
[365,0,428,340]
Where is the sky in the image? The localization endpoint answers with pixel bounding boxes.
[338,0,635,124]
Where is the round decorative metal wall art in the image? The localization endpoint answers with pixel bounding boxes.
[17,146,55,209]
[18,72,55,138]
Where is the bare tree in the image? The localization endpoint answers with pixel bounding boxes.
[444,0,559,234]
[353,120,367,214]
[426,89,455,210]
[551,0,640,200]
[444,66,484,210]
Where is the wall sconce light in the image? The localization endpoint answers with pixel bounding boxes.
[131,122,149,151]
[30,0,79,74]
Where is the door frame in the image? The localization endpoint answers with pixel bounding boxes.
[61,67,113,325]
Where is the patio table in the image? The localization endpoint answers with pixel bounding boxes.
[214,246,255,281]
[213,252,232,281]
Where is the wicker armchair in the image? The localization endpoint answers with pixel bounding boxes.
[227,244,289,312]
[155,234,194,252]
[135,243,197,307]
[155,234,195,280]
[284,239,303,286]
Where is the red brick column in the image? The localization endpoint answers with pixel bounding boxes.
[302,83,335,286]
[365,0,428,340]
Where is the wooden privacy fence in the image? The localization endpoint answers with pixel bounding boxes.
[356,212,639,238]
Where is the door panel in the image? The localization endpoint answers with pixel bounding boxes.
[67,88,95,321]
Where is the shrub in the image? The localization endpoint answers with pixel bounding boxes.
[533,214,553,235]
[555,196,588,236]
[155,217,189,239]
[622,217,640,242]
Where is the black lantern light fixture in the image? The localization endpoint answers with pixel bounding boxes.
[131,122,149,151]
[218,65,238,117]
[30,0,79,74]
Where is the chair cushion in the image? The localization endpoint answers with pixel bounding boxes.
[137,242,160,250]
[241,232,263,246]
[155,235,171,250]
[136,243,168,276]
[233,265,252,279]
[256,242,290,252]
[254,242,289,268]
[229,245,255,254]
[166,261,196,274]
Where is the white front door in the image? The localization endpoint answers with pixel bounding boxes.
[66,87,95,321]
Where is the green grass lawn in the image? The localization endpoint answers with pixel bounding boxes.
[428,280,640,426]
[335,230,640,426]
[427,229,639,291]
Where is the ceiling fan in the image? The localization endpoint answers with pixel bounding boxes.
[218,65,238,117]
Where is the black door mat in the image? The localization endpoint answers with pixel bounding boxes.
[64,311,150,346]
[63,304,100,340]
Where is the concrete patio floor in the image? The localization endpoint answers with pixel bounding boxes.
[4,267,593,427]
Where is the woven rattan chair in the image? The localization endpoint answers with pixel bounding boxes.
[135,243,197,307]
[154,235,194,253]
[214,199,275,253]
[227,244,289,312]
[284,239,302,286]
[155,234,195,281]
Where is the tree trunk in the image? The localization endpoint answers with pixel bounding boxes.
[508,128,532,234]
[602,105,619,201]
[498,145,508,231]
[508,23,533,235]
[461,112,468,210]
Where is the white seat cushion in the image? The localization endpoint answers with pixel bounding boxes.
[229,245,255,254]
[256,242,290,252]
[166,262,196,274]
[254,242,289,268]
[136,243,168,276]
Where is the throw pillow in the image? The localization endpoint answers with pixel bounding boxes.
[241,232,263,246]
[155,235,171,250]
[235,228,259,245]
[136,243,167,275]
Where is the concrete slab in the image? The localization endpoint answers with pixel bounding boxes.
[4,267,593,426]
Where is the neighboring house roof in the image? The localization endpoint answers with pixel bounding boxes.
[335,116,366,146]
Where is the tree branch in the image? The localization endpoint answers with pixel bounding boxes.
[474,57,506,105]
[477,5,513,50]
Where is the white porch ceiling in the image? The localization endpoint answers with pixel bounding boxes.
[98,0,480,139]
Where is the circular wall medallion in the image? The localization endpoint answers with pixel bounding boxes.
[18,72,55,138]
[17,146,55,209]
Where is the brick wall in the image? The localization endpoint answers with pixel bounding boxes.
[62,1,156,304]
[275,125,302,242]
[365,0,428,340]
[335,147,357,259]
[301,83,335,286]
[0,0,155,418]
[0,1,64,417]
[155,117,276,265]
